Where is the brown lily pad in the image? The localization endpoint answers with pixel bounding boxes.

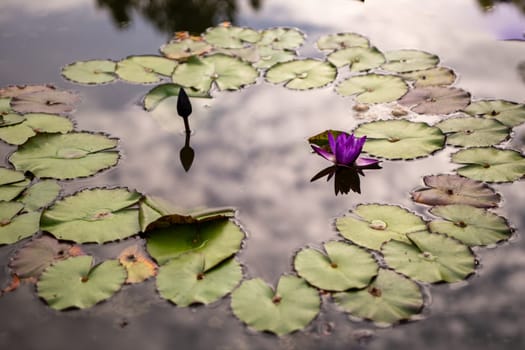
[10,90,81,114]
[118,243,158,284]
[399,87,470,115]
[0,84,56,98]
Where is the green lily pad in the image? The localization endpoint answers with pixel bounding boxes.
[231,275,320,336]
[116,55,177,84]
[327,47,385,71]
[382,232,475,283]
[411,174,501,208]
[401,67,456,87]
[0,113,25,127]
[257,27,305,50]
[157,253,242,307]
[333,269,424,325]
[399,87,471,115]
[0,97,12,114]
[172,54,258,93]
[9,132,119,179]
[160,38,212,60]
[9,235,84,279]
[142,83,210,111]
[37,256,126,310]
[336,74,408,103]
[146,219,244,269]
[336,204,428,251]
[118,243,157,284]
[316,32,370,51]
[294,241,378,291]
[463,100,525,127]
[435,116,510,147]
[0,202,40,245]
[353,120,445,159]
[218,46,297,69]
[10,89,81,114]
[0,167,30,201]
[17,180,61,211]
[0,113,74,145]
[204,26,260,49]
[382,49,439,73]
[428,205,512,246]
[451,147,525,182]
[265,59,337,90]
[41,187,141,244]
[61,60,117,84]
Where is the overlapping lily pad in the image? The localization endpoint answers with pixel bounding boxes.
[353,120,445,159]
[451,147,525,182]
[333,269,424,325]
[294,241,378,291]
[231,275,320,336]
[0,167,30,201]
[204,26,260,49]
[160,38,212,60]
[41,187,141,244]
[336,74,408,103]
[0,112,25,127]
[316,32,370,51]
[463,99,525,127]
[382,232,475,283]
[428,205,512,246]
[411,174,501,208]
[116,55,177,84]
[118,243,157,284]
[0,201,40,245]
[37,256,126,310]
[61,60,117,84]
[399,87,471,115]
[265,59,337,90]
[10,89,80,114]
[382,49,439,73]
[435,116,510,147]
[0,113,74,145]
[327,47,385,71]
[17,180,61,211]
[218,45,297,69]
[401,67,456,87]
[157,253,242,307]
[257,27,305,50]
[336,204,428,250]
[142,83,210,111]
[1,97,12,114]
[9,132,119,179]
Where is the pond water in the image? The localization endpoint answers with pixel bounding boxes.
[1,0,525,349]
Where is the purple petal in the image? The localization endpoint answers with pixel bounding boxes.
[327,132,337,155]
[311,144,336,162]
[355,157,381,167]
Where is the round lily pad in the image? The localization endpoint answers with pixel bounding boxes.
[41,187,141,244]
[10,89,80,114]
[118,243,157,284]
[0,113,74,145]
[17,180,61,211]
[231,275,320,336]
[9,132,120,179]
[401,67,456,87]
[257,27,305,50]
[333,268,424,325]
[327,47,385,71]
[172,54,258,93]
[204,26,260,49]
[336,204,428,251]
[160,38,212,60]
[382,231,475,283]
[382,49,439,73]
[157,253,242,307]
[0,201,40,245]
[353,120,445,159]
[463,99,525,127]
[294,241,378,291]
[116,55,177,84]
[428,205,512,246]
[37,256,126,310]
[61,60,117,84]
[265,59,337,90]
[0,167,30,201]
[316,32,370,51]
[142,83,210,111]
[435,116,510,147]
[398,87,471,115]
[411,174,501,208]
[336,74,408,103]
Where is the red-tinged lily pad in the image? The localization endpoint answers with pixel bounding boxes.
[10,89,81,114]
[118,243,158,284]
[411,174,501,208]
[0,167,30,201]
[462,99,525,127]
[316,32,370,51]
[398,87,471,115]
[0,201,40,245]
[0,84,57,98]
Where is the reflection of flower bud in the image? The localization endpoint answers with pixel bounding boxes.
[177,87,192,118]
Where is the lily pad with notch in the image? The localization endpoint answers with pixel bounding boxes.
[353,119,445,159]
[218,45,297,69]
[142,83,210,112]
[327,47,385,71]
[0,113,74,145]
[462,99,525,127]
[381,49,439,73]
[118,243,158,284]
[265,59,337,90]
[0,167,30,201]
[231,275,320,336]
[10,89,81,115]
[435,116,510,147]
[204,26,260,49]
[336,204,428,251]
[0,201,40,245]
[17,180,61,211]
[398,86,471,115]
[316,32,370,51]
[61,60,117,84]
[160,38,213,60]
[336,74,408,103]
[116,55,178,84]
[401,67,456,87]
[256,27,305,50]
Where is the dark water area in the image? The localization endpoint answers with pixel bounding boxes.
[1,0,525,349]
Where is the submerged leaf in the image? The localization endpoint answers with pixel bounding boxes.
[336,74,408,103]
[399,87,471,115]
[118,243,157,284]
[316,32,370,51]
[10,90,80,114]
[382,49,439,73]
[435,116,510,147]
[142,83,210,112]
[463,99,525,127]
[0,202,40,245]
[62,60,117,84]
[265,59,337,90]
[327,47,385,71]
[401,67,456,87]
[0,113,74,145]
[257,27,305,50]
[116,55,177,84]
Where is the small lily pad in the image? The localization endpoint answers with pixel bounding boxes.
[382,231,475,283]
[9,132,119,179]
[160,38,213,60]
[142,83,210,111]
[265,59,337,90]
[411,174,501,208]
[336,204,428,251]
[327,47,385,71]
[398,87,471,115]
[118,243,157,284]
[316,32,370,51]
[17,180,61,211]
[0,202,40,245]
[333,268,424,325]
[463,100,525,127]
[231,275,320,336]
[61,60,117,84]
[10,89,81,114]
[401,67,456,87]
[0,113,74,145]
[257,27,305,50]
[382,49,439,73]
[0,167,30,201]
[336,74,408,103]
[41,187,141,244]
[116,55,177,84]
[294,241,378,291]
[353,120,445,159]
[37,256,126,310]
[428,205,512,246]
[451,147,525,182]
[204,26,260,49]
[157,253,242,307]
[435,116,510,147]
